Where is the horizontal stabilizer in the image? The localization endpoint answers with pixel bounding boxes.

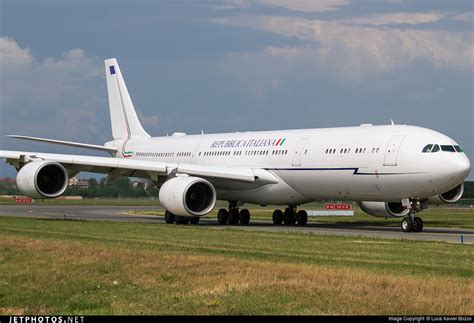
[7,135,118,154]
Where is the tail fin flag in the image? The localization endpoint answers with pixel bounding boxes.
[105,58,150,140]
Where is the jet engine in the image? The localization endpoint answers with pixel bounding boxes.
[358,201,410,218]
[16,161,69,199]
[159,176,216,217]
[429,183,464,204]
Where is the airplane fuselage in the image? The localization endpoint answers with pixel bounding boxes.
[108,124,471,206]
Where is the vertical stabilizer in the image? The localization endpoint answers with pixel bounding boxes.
[105,58,150,140]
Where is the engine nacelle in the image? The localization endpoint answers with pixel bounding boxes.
[16,161,69,199]
[429,183,464,204]
[358,201,410,218]
[159,176,216,217]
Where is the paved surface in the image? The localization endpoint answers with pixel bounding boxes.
[0,204,473,244]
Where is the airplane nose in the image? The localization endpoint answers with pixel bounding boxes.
[454,155,471,180]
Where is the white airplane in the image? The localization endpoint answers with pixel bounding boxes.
[1,59,471,232]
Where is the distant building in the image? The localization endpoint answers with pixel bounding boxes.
[68,177,89,189]
[0,177,16,184]
[132,180,141,188]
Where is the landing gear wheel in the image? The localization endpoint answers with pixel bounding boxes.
[217,208,228,225]
[401,217,414,232]
[296,210,308,225]
[228,208,240,225]
[413,217,423,232]
[399,198,427,232]
[283,208,296,225]
[189,217,200,225]
[176,216,190,225]
[164,211,176,224]
[272,209,283,225]
[240,209,250,225]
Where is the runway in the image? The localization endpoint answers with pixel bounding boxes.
[0,204,473,244]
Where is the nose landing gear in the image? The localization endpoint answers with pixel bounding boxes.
[400,199,425,233]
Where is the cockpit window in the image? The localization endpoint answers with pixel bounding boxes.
[441,145,456,152]
[423,144,461,153]
[422,144,433,153]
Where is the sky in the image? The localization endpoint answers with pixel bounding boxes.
[0,0,473,180]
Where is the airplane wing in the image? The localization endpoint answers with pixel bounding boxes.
[0,150,279,185]
[6,135,118,154]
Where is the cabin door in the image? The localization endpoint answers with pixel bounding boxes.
[292,138,309,166]
[384,135,405,166]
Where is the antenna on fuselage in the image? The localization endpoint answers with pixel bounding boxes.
[390,119,395,125]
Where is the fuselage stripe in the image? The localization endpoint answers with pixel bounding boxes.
[264,167,424,176]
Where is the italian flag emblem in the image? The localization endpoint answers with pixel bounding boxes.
[275,138,286,146]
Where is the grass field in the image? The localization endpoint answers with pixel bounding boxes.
[0,216,473,315]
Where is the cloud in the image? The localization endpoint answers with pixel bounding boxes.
[342,12,445,26]
[216,0,349,12]
[0,37,105,142]
[451,12,473,23]
[0,37,34,69]
[260,0,350,13]
[214,14,473,84]
[215,0,252,10]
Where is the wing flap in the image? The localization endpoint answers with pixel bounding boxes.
[177,163,255,182]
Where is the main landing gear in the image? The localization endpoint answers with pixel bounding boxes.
[272,205,307,226]
[164,210,200,225]
[216,203,308,226]
[217,201,251,225]
[400,199,424,233]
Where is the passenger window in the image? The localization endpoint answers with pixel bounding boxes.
[431,144,440,153]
